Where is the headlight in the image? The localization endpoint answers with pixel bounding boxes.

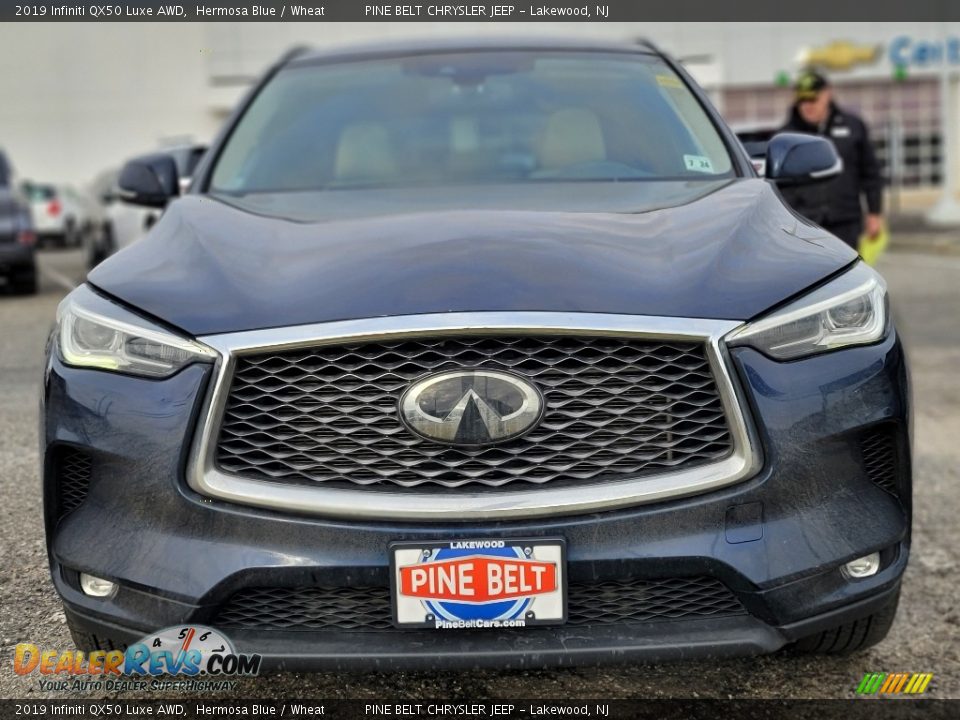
[727,262,888,360]
[57,285,216,377]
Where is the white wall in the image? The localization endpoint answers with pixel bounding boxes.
[0,23,220,186]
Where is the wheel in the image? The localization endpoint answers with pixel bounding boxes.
[88,242,108,269]
[64,220,80,248]
[11,271,37,295]
[793,589,900,655]
[89,223,115,268]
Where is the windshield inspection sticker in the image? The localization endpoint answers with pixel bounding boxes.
[656,74,684,89]
[684,155,715,173]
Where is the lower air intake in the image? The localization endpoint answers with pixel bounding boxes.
[56,447,92,519]
[213,577,745,632]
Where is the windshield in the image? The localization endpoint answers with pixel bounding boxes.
[25,184,56,201]
[210,51,734,194]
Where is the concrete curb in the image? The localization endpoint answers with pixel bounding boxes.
[884,213,960,255]
[889,232,960,255]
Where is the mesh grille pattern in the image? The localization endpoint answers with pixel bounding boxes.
[215,335,732,490]
[861,427,899,496]
[217,586,395,631]
[57,448,92,517]
[565,577,745,626]
[213,577,744,632]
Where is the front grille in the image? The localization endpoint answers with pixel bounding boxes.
[860,426,899,496]
[215,335,733,490]
[218,586,395,631]
[565,577,745,626]
[55,447,92,518]
[213,577,744,632]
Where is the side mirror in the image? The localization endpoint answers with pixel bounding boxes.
[117,153,179,208]
[765,133,842,185]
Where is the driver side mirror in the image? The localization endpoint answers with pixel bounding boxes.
[764,133,842,185]
[117,153,179,208]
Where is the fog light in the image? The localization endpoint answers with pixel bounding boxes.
[842,552,881,579]
[79,573,116,597]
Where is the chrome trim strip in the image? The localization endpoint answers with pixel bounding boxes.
[810,157,844,179]
[187,313,760,521]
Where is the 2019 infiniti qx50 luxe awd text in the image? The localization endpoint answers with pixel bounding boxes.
[42,38,910,669]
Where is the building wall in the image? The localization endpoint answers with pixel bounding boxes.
[0,23,222,187]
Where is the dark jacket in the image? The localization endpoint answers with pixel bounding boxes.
[779,102,883,226]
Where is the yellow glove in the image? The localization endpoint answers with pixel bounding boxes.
[858,225,889,266]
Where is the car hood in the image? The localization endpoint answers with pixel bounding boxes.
[89,179,856,337]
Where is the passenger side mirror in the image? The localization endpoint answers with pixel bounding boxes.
[764,133,842,185]
[117,153,180,208]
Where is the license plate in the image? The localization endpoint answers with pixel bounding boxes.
[391,538,566,629]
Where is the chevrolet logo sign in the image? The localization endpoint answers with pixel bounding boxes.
[798,41,882,71]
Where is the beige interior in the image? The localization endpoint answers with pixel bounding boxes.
[334,122,399,184]
[538,108,607,170]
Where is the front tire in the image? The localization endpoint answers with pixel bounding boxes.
[88,243,108,269]
[89,223,115,269]
[12,271,37,295]
[64,221,80,248]
[793,589,900,655]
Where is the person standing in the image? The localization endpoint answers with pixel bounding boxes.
[780,70,884,249]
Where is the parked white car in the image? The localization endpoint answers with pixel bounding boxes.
[731,123,779,176]
[86,145,205,268]
[22,182,101,248]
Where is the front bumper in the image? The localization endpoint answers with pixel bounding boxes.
[60,582,902,671]
[41,329,911,669]
[0,242,35,279]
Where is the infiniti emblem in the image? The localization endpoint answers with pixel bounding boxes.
[399,369,544,446]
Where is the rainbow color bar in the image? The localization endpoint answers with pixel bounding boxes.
[856,672,933,694]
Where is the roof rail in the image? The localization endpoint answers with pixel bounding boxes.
[275,45,313,66]
[634,37,663,55]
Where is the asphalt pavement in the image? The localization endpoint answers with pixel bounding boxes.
[1,246,957,700]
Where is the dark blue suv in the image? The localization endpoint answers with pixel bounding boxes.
[0,149,37,295]
[42,38,910,669]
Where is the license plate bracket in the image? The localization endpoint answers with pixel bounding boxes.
[390,538,566,629]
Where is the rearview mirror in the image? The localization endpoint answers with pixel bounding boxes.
[117,153,179,208]
[764,133,842,185]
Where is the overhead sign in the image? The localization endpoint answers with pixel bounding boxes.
[798,41,882,71]
[796,36,960,76]
[889,36,960,67]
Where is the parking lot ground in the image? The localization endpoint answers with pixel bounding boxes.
[1,247,957,699]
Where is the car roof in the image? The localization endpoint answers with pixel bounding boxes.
[288,36,662,67]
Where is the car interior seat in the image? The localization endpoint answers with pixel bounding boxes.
[535,108,607,175]
[333,122,400,186]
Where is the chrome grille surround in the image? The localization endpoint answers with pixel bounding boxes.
[187,313,759,520]
[218,337,731,489]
